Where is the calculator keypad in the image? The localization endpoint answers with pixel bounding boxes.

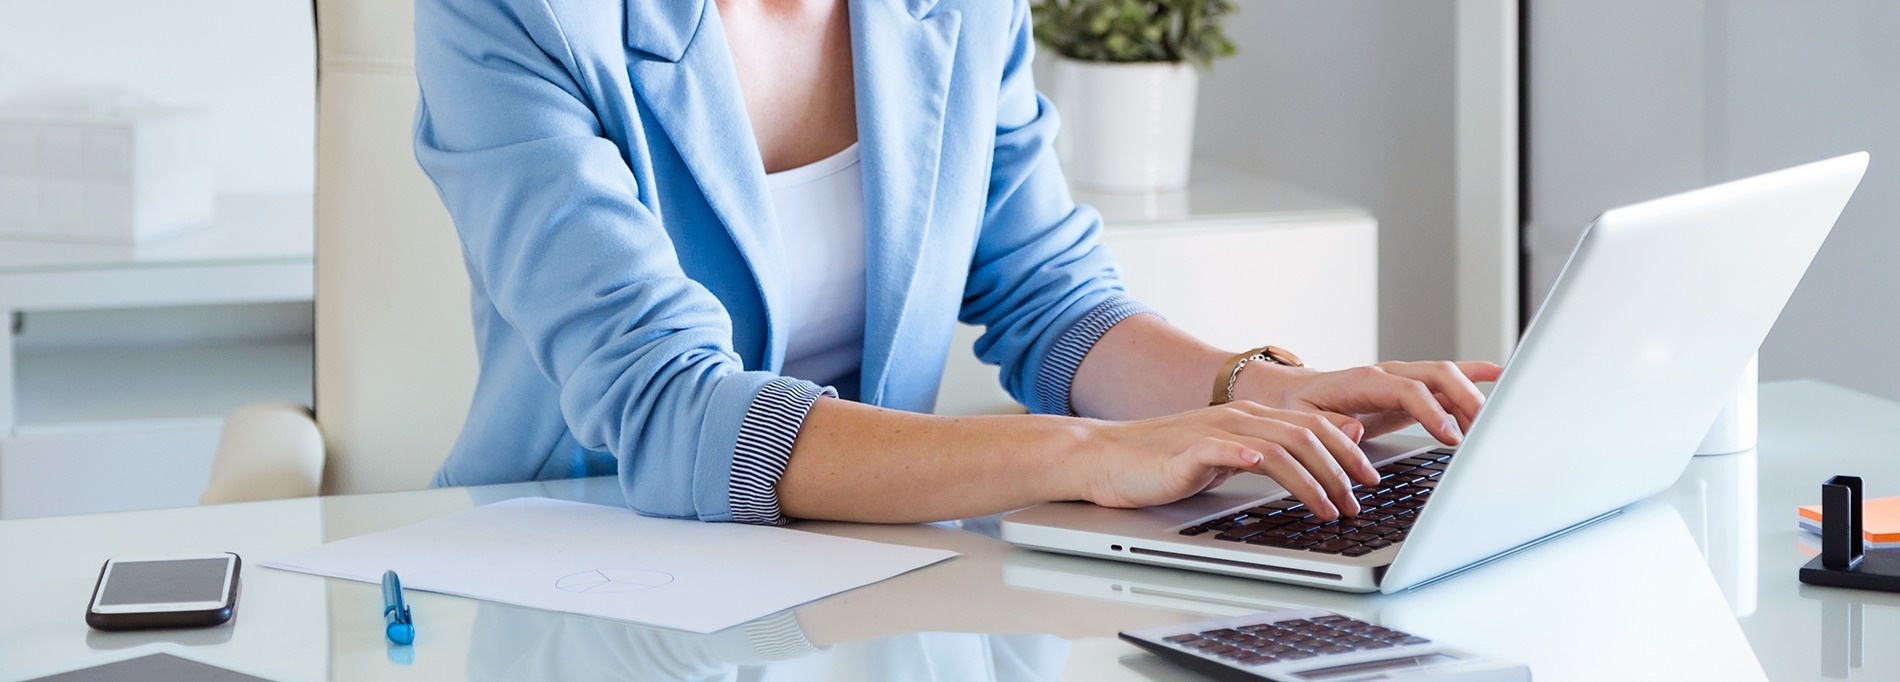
[1159,614,1430,666]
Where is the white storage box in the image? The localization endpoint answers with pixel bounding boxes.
[0,105,214,243]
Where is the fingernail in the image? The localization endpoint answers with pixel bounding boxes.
[1441,417,1462,441]
[1345,423,1365,441]
[1246,452,1263,465]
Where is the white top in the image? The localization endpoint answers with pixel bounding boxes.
[766,143,866,390]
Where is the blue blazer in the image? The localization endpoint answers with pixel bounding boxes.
[414,0,1139,521]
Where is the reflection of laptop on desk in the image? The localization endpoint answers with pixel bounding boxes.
[1003,153,1869,594]
[1004,500,1765,680]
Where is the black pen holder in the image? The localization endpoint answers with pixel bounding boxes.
[1798,475,1900,592]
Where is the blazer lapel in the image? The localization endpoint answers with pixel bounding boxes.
[624,0,789,367]
[850,0,961,403]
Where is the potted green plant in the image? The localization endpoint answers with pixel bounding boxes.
[1032,0,1237,193]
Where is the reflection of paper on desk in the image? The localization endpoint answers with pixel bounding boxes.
[261,498,957,634]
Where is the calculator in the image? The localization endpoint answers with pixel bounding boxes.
[1120,608,1529,681]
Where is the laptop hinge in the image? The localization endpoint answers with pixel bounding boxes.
[1398,507,1624,593]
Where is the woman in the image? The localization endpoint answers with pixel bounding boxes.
[413,0,1501,526]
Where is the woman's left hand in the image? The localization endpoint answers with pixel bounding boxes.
[1233,360,1505,446]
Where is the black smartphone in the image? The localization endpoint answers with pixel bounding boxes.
[85,553,241,631]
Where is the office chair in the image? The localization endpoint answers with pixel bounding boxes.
[200,0,477,504]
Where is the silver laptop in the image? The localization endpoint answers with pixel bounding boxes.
[1002,152,1870,594]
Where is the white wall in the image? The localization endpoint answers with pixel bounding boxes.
[1529,1,1900,401]
[1195,1,1461,363]
[0,0,316,194]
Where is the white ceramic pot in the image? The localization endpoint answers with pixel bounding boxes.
[1051,58,1199,193]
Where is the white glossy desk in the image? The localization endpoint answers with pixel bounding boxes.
[2,380,1896,681]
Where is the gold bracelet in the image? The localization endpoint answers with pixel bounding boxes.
[1209,345,1306,406]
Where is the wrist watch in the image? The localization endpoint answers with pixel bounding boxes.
[1210,345,1305,406]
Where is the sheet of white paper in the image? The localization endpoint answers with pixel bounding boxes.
[261,497,957,634]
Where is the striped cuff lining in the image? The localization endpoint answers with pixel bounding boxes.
[730,378,835,525]
[742,610,822,660]
[1033,296,1159,416]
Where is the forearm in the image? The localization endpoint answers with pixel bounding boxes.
[775,399,1095,523]
[1069,313,1232,421]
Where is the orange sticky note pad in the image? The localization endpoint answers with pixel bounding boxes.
[1798,495,1900,544]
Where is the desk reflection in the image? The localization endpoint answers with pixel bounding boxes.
[466,604,1068,681]
[1002,501,1765,682]
[1662,448,1760,617]
[450,475,1765,680]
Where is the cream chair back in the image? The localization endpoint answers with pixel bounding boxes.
[313,0,477,494]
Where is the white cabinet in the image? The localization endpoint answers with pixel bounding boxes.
[936,164,1378,415]
[0,193,314,518]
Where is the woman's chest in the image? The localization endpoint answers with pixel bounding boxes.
[716,0,859,174]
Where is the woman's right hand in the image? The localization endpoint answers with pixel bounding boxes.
[1081,402,1379,520]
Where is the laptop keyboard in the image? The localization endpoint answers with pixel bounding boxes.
[1176,449,1456,557]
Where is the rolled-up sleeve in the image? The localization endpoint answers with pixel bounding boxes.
[728,379,835,524]
[959,2,1159,417]
[414,0,820,523]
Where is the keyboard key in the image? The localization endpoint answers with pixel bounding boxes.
[1178,526,1210,536]
[1263,499,1303,511]
[1216,522,1274,541]
[1363,538,1393,549]
[1311,539,1358,553]
[1165,634,1202,643]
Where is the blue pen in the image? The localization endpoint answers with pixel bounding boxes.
[382,570,415,645]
